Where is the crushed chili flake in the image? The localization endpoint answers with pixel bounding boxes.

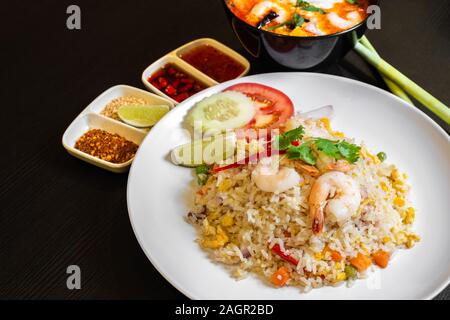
[75,129,138,164]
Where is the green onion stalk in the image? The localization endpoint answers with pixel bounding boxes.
[359,36,414,105]
[354,40,450,124]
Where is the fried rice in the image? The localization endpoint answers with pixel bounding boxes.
[186,116,420,291]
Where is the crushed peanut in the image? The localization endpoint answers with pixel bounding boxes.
[101,96,147,120]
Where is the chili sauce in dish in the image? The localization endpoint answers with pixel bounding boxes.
[180,44,246,83]
[226,0,369,37]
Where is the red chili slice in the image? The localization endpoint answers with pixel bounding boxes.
[271,244,299,266]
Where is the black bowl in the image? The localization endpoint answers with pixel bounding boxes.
[222,0,378,70]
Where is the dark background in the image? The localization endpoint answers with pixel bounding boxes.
[0,0,448,299]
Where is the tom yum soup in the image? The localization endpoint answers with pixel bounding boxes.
[226,0,369,36]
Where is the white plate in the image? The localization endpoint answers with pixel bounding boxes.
[127,73,450,300]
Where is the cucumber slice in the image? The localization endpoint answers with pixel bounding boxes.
[171,133,236,167]
[186,91,255,132]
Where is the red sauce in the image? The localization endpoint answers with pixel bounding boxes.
[180,44,246,83]
[148,64,206,103]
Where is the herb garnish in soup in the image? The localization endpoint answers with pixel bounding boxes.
[226,0,369,37]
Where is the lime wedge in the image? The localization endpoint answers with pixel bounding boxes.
[171,133,236,167]
[118,104,170,128]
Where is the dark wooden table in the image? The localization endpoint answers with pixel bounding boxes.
[0,0,448,300]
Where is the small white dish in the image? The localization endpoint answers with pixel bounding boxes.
[175,38,250,82]
[141,38,250,104]
[141,55,215,105]
[62,113,146,173]
[89,84,174,114]
[62,85,171,172]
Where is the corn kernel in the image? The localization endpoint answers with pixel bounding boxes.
[391,167,400,180]
[405,234,420,248]
[380,182,389,193]
[382,236,391,244]
[218,179,233,192]
[394,197,405,207]
[314,252,324,260]
[404,207,415,225]
[359,242,369,255]
[336,272,347,281]
[395,232,407,245]
[335,262,341,270]
[221,213,234,227]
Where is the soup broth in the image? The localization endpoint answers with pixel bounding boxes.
[226,0,369,37]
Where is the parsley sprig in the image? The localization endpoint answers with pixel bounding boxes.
[274,126,361,165]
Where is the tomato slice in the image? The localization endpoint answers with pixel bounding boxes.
[225,83,294,129]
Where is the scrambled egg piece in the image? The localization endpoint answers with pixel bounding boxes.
[320,118,344,138]
[360,145,381,164]
[221,213,234,227]
[201,225,229,249]
[218,179,233,192]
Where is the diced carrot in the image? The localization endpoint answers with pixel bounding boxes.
[322,245,342,262]
[330,250,342,262]
[350,252,372,272]
[271,267,290,287]
[372,250,390,268]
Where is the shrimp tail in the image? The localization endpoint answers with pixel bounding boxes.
[311,205,324,234]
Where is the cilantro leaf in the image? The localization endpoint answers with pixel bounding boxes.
[296,0,325,14]
[293,13,305,27]
[275,135,291,150]
[274,126,305,151]
[346,0,359,4]
[336,141,361,163]
[314,138,361,163]
[287,144,317,165]
[315,138,341,159]
[195,164,210,175]
[283,126,305,142]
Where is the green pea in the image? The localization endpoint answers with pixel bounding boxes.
[345,265,358,279]
[377,152,387,162]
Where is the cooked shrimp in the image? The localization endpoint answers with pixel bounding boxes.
[281,158,320,177]
[325,159,353,172]
[327,11,363,30]
[248,1,290,25]
[309,171,361,234]
[252,156,302,193]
